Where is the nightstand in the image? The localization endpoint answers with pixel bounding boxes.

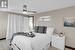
[52,35,65,50]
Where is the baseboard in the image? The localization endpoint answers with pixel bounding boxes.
[65,45,75,50]
[0,38,6,40]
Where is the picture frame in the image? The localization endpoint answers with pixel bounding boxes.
[64,17,75,27]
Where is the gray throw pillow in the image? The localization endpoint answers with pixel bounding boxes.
[34,26,47,34]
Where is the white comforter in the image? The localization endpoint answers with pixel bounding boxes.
[11,33,51,50]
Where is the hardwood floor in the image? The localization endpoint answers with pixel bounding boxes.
[65,45,75,50]
[72,48,75,50]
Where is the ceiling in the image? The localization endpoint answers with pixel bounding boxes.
[8,0,75,13]
[25,0,75,13]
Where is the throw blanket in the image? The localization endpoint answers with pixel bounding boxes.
[10,32,35,45]
[11,36,33,50]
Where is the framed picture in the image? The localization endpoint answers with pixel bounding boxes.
[64,17,75,27]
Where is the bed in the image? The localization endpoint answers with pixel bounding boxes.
[10,27,55,50]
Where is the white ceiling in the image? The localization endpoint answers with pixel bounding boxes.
[9,0,75,13]
[24,0,75,13]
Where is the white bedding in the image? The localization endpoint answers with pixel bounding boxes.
[31,33,51,50]
[11,33,51,50]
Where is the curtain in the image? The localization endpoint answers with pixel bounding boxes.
[6,13,29,40]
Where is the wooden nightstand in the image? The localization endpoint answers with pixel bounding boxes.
[52,35,65,50]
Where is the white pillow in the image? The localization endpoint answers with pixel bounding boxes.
[46,27,55,35]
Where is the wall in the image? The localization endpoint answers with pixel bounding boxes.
[34,6,75,48]
[0,13,8,39]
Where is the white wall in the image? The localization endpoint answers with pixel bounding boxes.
[34,6,75,48]
[0,13,8,39]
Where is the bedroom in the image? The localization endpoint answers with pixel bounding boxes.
[0,0,75,50]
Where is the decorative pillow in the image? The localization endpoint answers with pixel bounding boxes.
[34,26,47,34]
[34,26,39,33]
[37,26,44,33]
[43,27,47,33]
[46,27,55,35]
[25,32,35,38]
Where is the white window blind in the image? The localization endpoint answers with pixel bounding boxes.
[29,17,34,31]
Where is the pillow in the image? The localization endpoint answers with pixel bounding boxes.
[25,32,35,38]
[37,26,47,33]
[37,26,44,33]
[46,27,55,35]
[34,26,39,33]
[34,26,47,34]
[43,27,47,33]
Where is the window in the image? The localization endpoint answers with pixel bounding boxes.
[29,17,34,31]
